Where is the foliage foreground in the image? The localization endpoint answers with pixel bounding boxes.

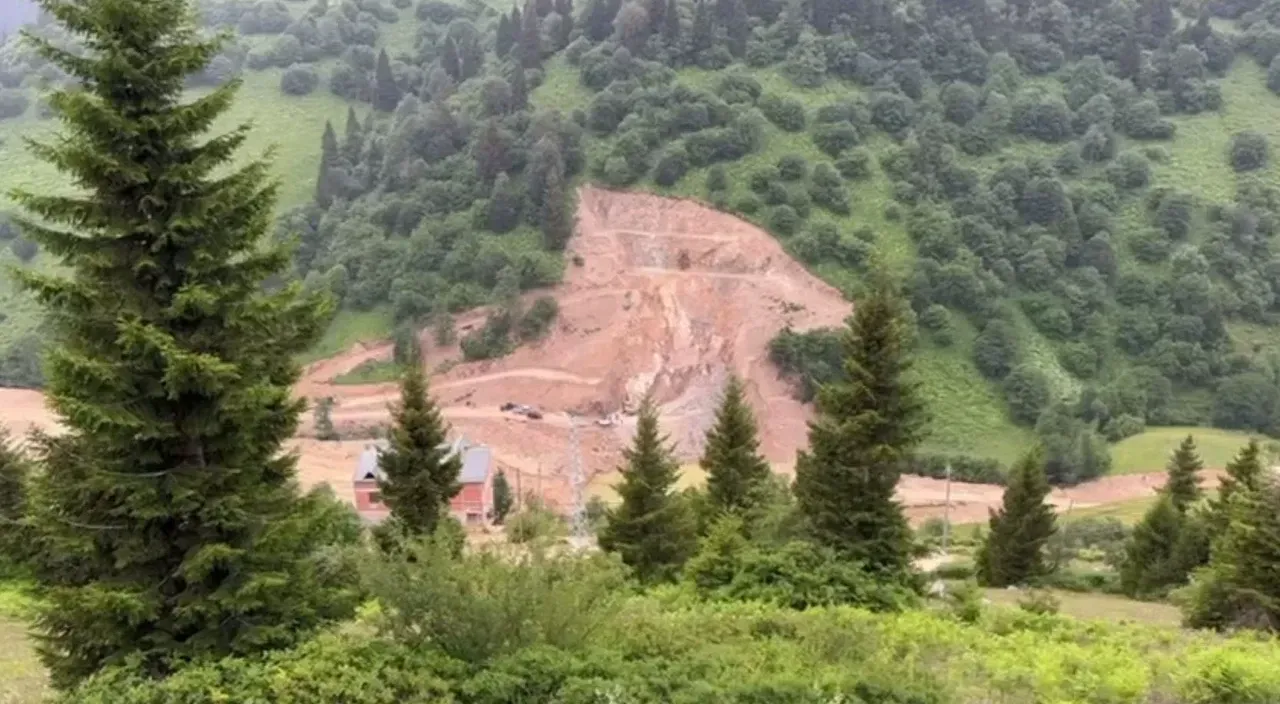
[61,543,1280,704]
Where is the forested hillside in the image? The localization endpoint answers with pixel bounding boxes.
[4,0,1280,477]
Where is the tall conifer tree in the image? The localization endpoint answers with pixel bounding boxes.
[1120,495,1185,597]
[976,448,1057,587]
[441,37,462,80]
[342,105,363,162]
[599,397,697,582]
[374,48,400,112]
[662,0,680,43]
[1164,435,1203,512]
[519,0,542,69]
[0,428,31,568]
[315,120,340,207]
[540,159,572,249]
[701,375,770,518]
[377,358,461,537]
[509,63,529,111]
[1184,474,1280,631]
[14,0,352,685]
[496,13,515,57]
[793,275,922,574]
[492,469,513,524]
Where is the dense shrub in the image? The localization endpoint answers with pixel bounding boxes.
[769,204,801,235]
[835,148,872,180]
[362,537,627,663]
[812,121,861,156]
[686,517,917,612]
[281,64,320,95]
[1229,130,1269,172]
[1004,364,1052,425]
[653,145,690,186]
[758,93,806,131]
[777,154,808,181]
[907,453,1005,484]
[768,327,843,401]
[517,296,559,340]
[973,319,1020,380]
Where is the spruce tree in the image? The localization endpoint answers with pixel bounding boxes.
[314,397,339,441]
[342,106,363,162]
[1184,475,1280,631]
[975,448,1057,587]
[15,0,351,685]
[492,469,513,524]
[701,375,771,518]
[662,0,680,43]
[374,48,400,112]
[1164,434,1203,512]
[1119,495,1185,597]
[496,13,515,57]
[474,119,512,184]
[690,0,714,58]
[793,276,923,574]
[599,397,697,583]
[315,120,340,207]
[724,0,749,56]
[519,0,542,68]
[1210,440,1265,538]
[441,37,462,81]
[377,359,461,537]
[509,63,529,112]
[0,428,31,568]
[540,159,572,249]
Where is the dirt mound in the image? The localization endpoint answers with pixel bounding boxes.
[303,187,853,501]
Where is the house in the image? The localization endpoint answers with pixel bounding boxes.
[352,436,495,525]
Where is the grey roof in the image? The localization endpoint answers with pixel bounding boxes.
[353,436,490,485]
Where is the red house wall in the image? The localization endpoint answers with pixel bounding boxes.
[356,478,491,524]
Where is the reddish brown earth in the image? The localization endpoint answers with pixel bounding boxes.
[0,188,1214,522]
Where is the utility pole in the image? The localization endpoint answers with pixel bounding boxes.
[941,462,952,555]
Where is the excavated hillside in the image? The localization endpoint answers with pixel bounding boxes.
[298,186,853,507]
[0,188,1198,519]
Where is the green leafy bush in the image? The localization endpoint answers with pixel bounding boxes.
[361,537,627,663]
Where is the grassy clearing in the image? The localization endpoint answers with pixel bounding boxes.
[0,583,44,704]
[589,463,708,502]
[982,587,1182,627]
[334,359,400,385]
[1111,425,1262,474]
[299,308,393,364]
[1064,496,1158,524]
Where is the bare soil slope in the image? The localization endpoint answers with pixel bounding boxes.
[299,186,853,506]
[0,188,1209,521]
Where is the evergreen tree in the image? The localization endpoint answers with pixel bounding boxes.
[1118,32,1142,81]
[598,397,697,583]
[975,448,1057,587]
[15,0,352,685]
[342,106,363,162]
[474,119,512,184]
[662,0,680,44]
[374,48,400,112]
[441,37,462,81]
[690,0,714,59]
[528,134,565,211]
[1184,475,1280,631]
[314,397,339,441]
[1119,495,1185,597]
[557,0,577,45]
[492,469,513,524]
[1211,440,1265,536]
[315,120,340,207]
[496,13,515,57]
[648,0,666,34]
[488,172,523,232]
[585,0,622,41]
[509,63,528,112]
[519,0,542,68]
[392,324,422,368]
[793,276,923,574]
[425,65,456,101]
[701,376,771,518]
[377,360,462,537]
[1164,435,1203,512]
[0,428,31,567]
[540,158,572,249]
[724,0,749,56]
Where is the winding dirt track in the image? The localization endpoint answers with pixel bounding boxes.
[0,188,1207,521]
